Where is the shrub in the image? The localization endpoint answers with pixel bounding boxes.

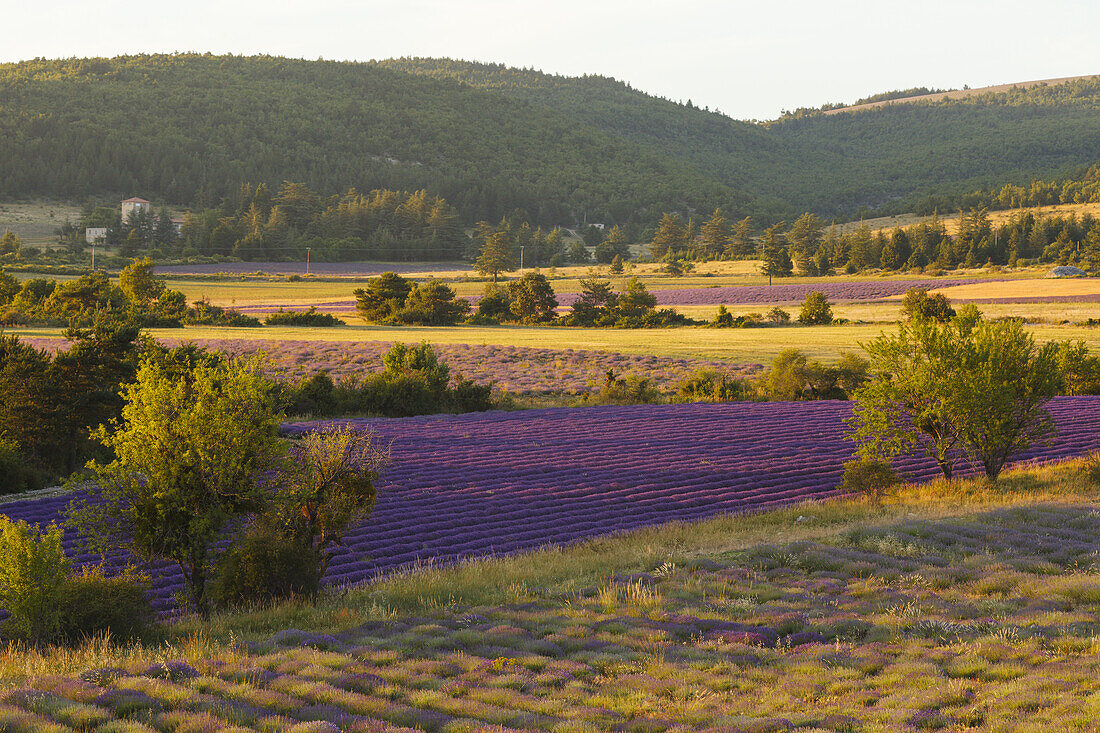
[797,291,833,325]
[209,523,323,609]
[766,307,790,325]
[183,298,262,327]
[265,307,345,327]
[0,518,69,642]
[474,286,511,322]
[901,287,955,322]
[57,566,151,642]
[592,370,661,405]
[840,458,902,504]
[676,369,748,402]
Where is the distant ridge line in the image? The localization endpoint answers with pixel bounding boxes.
[825,74,1100,115]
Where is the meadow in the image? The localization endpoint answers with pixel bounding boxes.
[1,461,1099,731]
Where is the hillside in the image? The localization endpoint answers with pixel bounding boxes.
[5,55,1100,224]
[824,74,1100,115]
[0,54,745,226]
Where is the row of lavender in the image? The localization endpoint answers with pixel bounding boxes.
[21,337,758,394]
[237,278,990,314]
[2,397,1098,614]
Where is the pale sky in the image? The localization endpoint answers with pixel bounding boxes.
[2,0,1098,120]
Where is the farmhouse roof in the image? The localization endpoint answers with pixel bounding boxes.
[122,197,151,204]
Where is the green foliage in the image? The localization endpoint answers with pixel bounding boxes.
[569,277,617,326]
[839,458,903,504]
[475,230,518,282]
[592,370,660,406]
[285,343,492,418]
[209,523,322,609]
[69,355,287,617]
[0,518,69,643]
[901,287,955,322]
[760,223,793,282]
[117,257,164,305]
[797,291,833,325]
[851,311,1060,479]
[507,272,557,323]
[269,426,387,575]
[675,369,748,402]
[182,298,262,327]
[1054,340,1100,395]
[355,273,468,326]
[760,349,868,401]
[0,437,42,494]
[264,306,345,326]
[397,280,470,325]
[473,285,512,323]
[354,272,413,323]
[56,566,151,643]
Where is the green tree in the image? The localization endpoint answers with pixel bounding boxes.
[0,230,21,256]
[615,277,658,319]
[787,212,823,275]
[851,311,1060,479]
[508,272,558,323]
[354,272,413,323]
[698,208,732,260]
[69,355,287,617]
[650,213,688,258]
[118,256,165,306]
[0,270,19,306]
[901,287,955,322]
[0,518,68,642]
[570,277,617,326]
[760,222,793,284]
[476,230,517,283]
[567,239,590,264]
[797,291,833,325]
[726,216,755,258]
[267,425,388,579]
[398,280,470,325]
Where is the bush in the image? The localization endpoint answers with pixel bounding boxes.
[183,298,262,327]
[265,307,346,327]
[798,291,833,325]
[902,287,955,322]
[57,566,151,642]
[592,370,661,405]
[676,369,748,402]
[0,518,68,642]
[209,523,322,609]
[840,458,902,504]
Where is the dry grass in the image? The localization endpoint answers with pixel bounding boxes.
[0,201,82,246]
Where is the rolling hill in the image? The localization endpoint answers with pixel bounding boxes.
[3,54,1100,225]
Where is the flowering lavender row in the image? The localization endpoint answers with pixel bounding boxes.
[19,337,758,394]
[2,397,1098,614]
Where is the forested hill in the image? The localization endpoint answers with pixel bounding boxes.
[5,54,1100,225]
[385,58,1100,218]
[0,54,746,225]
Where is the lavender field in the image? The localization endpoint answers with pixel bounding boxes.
[21,337,755,395]
[3,398,1098,615]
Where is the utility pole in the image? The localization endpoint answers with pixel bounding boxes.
[520,245,524,270]
[306,247,311,276]
[90,241,95,271]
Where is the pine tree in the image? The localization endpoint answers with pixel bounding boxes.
[475,231,517,283]
[760,222,793,285]
[650,213,688,258]
[698,208,732,260]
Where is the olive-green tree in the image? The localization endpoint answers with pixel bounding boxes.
[68,356,286,617]
[508,272,558,323]
[851,309,1060,479]
[797,291,833,325]
[118,256,165,306]
[476,231,517,283]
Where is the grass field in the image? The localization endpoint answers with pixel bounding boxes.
[847,201,1100,237]
[3,461,1100,730]
[0,201,82,246]
[19,320,1100,365]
